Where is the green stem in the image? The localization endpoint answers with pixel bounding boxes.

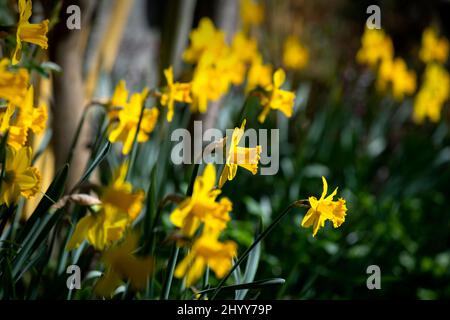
[210,200,309,299]
[160,163,200,299]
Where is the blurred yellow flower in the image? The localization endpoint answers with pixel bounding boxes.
[160,66,192,122]
[356,28,393,68]
[170,164,232,237]
[0,104,28,150]
[413,63,450,123]
[283,36,308,71]
[0,58,29,105]
[174,229,237,287]
[67,163,144,250]
[377,57,416,101]
[219,119,262,188]
[246,55,272,93]
[95,233,153,297]
[13,0,49,65]
[231,32,259,64]
[240,0,264,32]
[108,88,159,155]
[109,80,129,119]
[419,27,449,64]
[183,18,226,63]
[258,68,296,123]
[16,85,48,135]
[0,146,41,206]
[301,176,347,237]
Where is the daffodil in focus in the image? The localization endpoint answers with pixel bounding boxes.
[0,147,41,207]
[419,27,449,64]
[0,58,29,105]
[170,164,232,237]
[356,28,393,68]
[240,0,264,32]
[283,36,309,71]
[219,119,262,188]
[301,176,347,237]
[95,233,152,297]
[160,66,192,122]
[108,88,159,155]
[67,163,144,250]
[413,63,450,123]
[377,57,416,101]
[174,229,237,287]
[13,0,49,65]
[258,68,296,123]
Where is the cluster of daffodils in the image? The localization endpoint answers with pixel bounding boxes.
[357,28,416,101]
[413,28,450,123]
[0,0,49,207]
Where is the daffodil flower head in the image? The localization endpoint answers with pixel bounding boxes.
[17,85,48,135]
[258,68,296,123]
[413,63,450,123]
[283,36,309,71]
[160,66,192,122]
[377,58,416,101]
[174,229,237,287]
[183,18,227,63]
[13,0,49,65]
[108,88,159,155]
[301,176,348,237]
[170,164,232,237]
[240,0,264,32]
[67,162,144,251]
[109,80,129,119]
[219,119,262,188]
[356,28,394,69]
[419,27,449,64]
[94,232,153,298]
[0,58,29,105]
[0,146,41,206]
[0,103,28,150]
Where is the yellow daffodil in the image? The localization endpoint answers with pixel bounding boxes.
[240,0,264,32]
[231,32,259,64]
[160,66,192,122]
[183,18,227,63]
[95,233,153,297]
[0,58,29,105]
[356,28,394,69]
[0,104,28,150]
[108,88,159,155]
[419,27,449,64]
[219,119,262,188]
[377,57,416,101]
[246,55,272,93]
[283,36,309,71]
[67,163,144,250]
[413,63,450,123]
[16,85,48,135]
[174,229,237,287]
[170,164,232,237]
[109,80,129,119]
[0,146,41,207]
[258,68,296,123]
[301,176,348,237]
[13,0,49,65]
